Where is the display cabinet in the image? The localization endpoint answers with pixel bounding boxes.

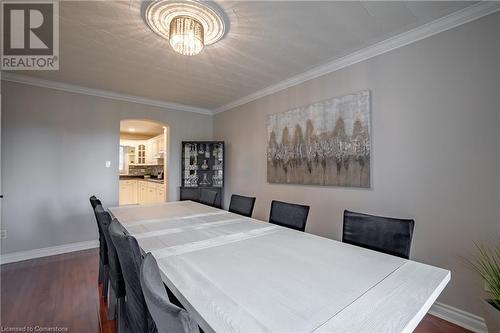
[180,141,224,207]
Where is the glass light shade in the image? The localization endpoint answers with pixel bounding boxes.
[169,16,204,56]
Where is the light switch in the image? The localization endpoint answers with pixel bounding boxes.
[105,161,111,168]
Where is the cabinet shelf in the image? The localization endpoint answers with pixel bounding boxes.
[180,141,224,207]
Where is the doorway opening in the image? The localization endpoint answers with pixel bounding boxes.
[119,119,169,206]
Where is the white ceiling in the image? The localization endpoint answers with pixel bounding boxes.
[15,1,476,110]
[120,119,165,136]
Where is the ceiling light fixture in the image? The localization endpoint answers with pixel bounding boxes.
[169,16,204,56]
[143,0,228,56]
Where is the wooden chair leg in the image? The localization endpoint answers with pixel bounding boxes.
[107,285,117,320]
[102,266,109,300]
[117,297,126,333]
[98,259,104,285]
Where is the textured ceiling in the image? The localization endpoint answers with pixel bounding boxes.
[19,1,474,109]
[120,119,164,136]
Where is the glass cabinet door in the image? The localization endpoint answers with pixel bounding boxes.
[183,143,198,187]
[138,144,146,164]
[182,142,224,188]
[212,143,223,187]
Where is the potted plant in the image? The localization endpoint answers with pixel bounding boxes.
[469,242,500,332]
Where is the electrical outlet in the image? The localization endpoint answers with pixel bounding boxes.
[0,229,7,239]
[105,161,111,168]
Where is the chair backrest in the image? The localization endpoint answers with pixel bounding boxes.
[140,253,200,333]
[342,210,415,259]
[94,205,125,297]
[269,200,310,232]
[109,220,152,333]
[199,189,218,207]
[89,195,101,209]
[90,197,108,266]
[89,196,103,232]
[228,194,256,217]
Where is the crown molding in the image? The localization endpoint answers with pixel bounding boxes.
[3,2,498,116]
[1,72,213,115]
[214,2,500,114]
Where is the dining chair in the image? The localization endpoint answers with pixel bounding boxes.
[269,200,310,232]
[140,253,200,333]
[109,220,155,333]
[94,205,126,327]
[89,196,108,295]
[199,189,218,207]
[228,194,256,217]
[342,210,415,259]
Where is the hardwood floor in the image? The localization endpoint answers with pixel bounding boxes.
[1,249,471,333]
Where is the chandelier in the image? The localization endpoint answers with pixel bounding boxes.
[144,0,227,56]
[169,16,204,56]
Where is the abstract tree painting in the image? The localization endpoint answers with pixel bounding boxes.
[267,90,371,187]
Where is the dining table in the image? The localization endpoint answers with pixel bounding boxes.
[109,200,450,333]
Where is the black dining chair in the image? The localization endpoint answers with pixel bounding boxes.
[228,194,256,217]
[89,196,109,296]
[109,220,155,333]
[140,253,200,333]
[199,189,218,207]
[269,200,310,232]
[342,210,415,259]
[94,205,126,326]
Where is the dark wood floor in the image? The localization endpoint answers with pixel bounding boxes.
[1,249,471,333]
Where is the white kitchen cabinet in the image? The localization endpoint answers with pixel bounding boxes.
[158,134,165,153]
[137,144,146,164]
[157,183,166,202]
[137,180,148,204]
[146,182,156,203]
[120,139,147,165]
[120,179,166,206]
[145,140,153,165]
[145,134,164,165]
[151,138,159,158]
[121,135,165,166]
[119,180,138,205]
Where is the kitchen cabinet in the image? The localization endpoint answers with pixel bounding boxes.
[132,180,166,205]
[137,180,148,204]
[119,180,138,205]
[146,134,165,165]
[157,184,166,202]
[120,139,148,165]
[147,182,157,203]
[137,144,146,164]
[121,135,165,166]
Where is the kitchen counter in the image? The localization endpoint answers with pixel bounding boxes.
[120,175,164,184]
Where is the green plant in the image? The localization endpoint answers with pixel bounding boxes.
[468,242,500,309]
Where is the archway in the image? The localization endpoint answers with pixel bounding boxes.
[118,119,169,206]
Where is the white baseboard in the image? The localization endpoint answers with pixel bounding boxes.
[0,240,98,265]
[0,241,489,333]
[430,301,488,333]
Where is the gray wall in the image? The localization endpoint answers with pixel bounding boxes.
[1,81,213,253]
[214,13,500,316]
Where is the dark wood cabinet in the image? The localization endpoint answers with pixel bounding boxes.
[180,141,224,208]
